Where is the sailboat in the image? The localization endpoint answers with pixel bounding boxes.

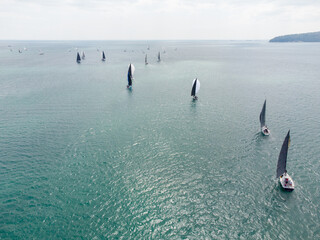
[76,52,81,63]
[191,78,200,100]
[82,51,85,60]
[127,63,135,89]
[260,100,270,135]
[101,51,106,61]
[157,52,161,62]
[145,54,148,65]
[276,130,295,191]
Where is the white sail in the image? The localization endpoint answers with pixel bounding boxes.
[129,64,135,75]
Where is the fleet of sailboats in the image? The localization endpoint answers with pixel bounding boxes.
[18,46,298,192]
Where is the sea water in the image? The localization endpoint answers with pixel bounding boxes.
[1,40,320,239]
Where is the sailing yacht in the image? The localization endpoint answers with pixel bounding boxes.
[76,52,81,63]
[276,130,295,191]
[157,52,161,62]
[191,78,200,100]
[82,51,85,60]
[145,54,148,65]
[260,100,270,135]
[127,63,135,89]
[102,51,106,61]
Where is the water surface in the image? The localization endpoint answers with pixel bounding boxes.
[1,40,320,239]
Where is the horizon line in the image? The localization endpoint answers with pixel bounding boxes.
[0,39,269,42]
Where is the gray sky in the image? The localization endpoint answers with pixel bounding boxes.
[1,0,319,40]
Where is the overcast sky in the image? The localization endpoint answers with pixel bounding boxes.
[0,0,319,40]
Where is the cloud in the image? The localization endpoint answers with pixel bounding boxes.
[0,0,319,40]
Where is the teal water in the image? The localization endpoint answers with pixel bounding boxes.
[1,40,320,239]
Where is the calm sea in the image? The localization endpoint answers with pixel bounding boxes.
[1,40,320,239]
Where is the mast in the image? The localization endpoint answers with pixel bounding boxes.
[276,130,290,178]
[260,100,266,128]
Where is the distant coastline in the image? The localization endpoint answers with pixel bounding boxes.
[270,31,320,42]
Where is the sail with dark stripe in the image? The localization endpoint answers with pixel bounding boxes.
[127,64,135,86]
[191,79,197,96]
[191,78,200,96]
[260,100,266,128]
[276,130,290,178]
[102,51,106,61]
[127,64,132,86]
[76,52,81,63]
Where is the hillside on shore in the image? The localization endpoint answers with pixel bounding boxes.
[270,31,320,42]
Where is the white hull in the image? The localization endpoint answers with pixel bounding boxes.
[279,173,294,191]
[261,126,270,136]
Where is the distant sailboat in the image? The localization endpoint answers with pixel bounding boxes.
[82,51,85,60]
[276,130,295,191]
[260,100,270,135]
[157,52,161,62]
[102,51,106,61]
[18,49,22,53]
[145,54,148,65]
[127,63,135,89]
[76,52,81,63]
[191,78,200,100]
[147,45,150,50]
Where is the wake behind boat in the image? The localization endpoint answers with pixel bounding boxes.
[276,130,295,191]
[260,100,270,135]
[191,78,200,100]
[127,63,135,89]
